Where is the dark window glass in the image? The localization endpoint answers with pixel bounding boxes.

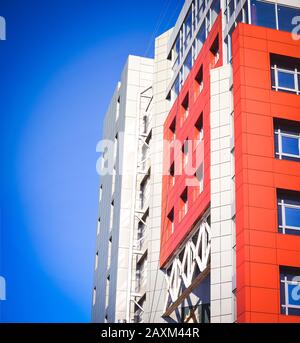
[197,23,206,50]
[274,118,300,161]
[278,5,300,33]
[281,136,299,156]
[174,76,179,96]
[277,70,295,90]
[181,303,210,323]
[229,0,235,19]
[286,207,300,228]
[277,189,300,236]
[184,51,192,74]
[280,266,300,316]
[251,0,276,29]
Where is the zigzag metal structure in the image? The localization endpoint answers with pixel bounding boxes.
[164,214,211,313]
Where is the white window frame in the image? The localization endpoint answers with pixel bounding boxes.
[280,274,300,315]
[275,128,300,160]
[271,64,300,95]
[278,197,300,234]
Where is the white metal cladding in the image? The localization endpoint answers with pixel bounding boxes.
[164,214,211,310]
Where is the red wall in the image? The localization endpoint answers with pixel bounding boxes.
[232,23,300,322]
[160,14,223,268]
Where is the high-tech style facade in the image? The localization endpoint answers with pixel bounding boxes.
[92,31,174,323]
[161,0,300,323]
[93,0,300,323]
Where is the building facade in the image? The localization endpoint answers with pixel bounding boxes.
[92,32,174,323]
[93,0,300,323]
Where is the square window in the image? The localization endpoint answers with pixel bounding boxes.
[194,66,203,99]
[271,54,300,95]
[194,114,204,144]
[277,70,295,90]
[93,287,97,306]
[280,266,300,316]
[182,139,189,167]
[169,117,176,141]
[210,36,219,68]
[181,93,189,124]
[169,162,175,187]
[251,0,276,30]
[274,118,300,161]
[194,163,204,199]
[179,187,188,221]
[277,189,300,236]
[278,5,300,33]
[167,208,174,234]
[196,23,205,55]
[95,251,99,270]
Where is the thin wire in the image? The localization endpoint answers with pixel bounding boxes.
[143,0,173,57]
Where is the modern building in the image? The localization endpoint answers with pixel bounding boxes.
[93,0,300,323]
[92,31,174,323]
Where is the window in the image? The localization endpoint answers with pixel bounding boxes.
[167,208,174,234]
[142,115,148,134]
[181,303,210,323]
[97,217,101,235]
[250,1,300,33]
[271,54,300,95]
[172,35,180,71]
[114,134,118,161]
[194,66,203,99]
[99,185,103,202]
[116,96,120,121]
[225,0,235,22]
[196,0,206,24]
[110,200,114,228]
[134,295,146,323]
[182,139,189,166]
[169,162,175,187]
[112,166,116,195]
[210,36,219,67]
[184,51,192,80]
[274,119,300,161]
[140,172,150,210]
[169,117,176,141]
[92,287,96,306]
[179,67,184,90]
[195,163,204,195]
[278,5,300,33]
[180,187,188,220]
[196,23,205,56]
[108,235,112,269]
[141,143,149,171]
[173,75,180,99]
[251,0,276,30]
[136,254,147,293]
[184,9,192,50]
[181,93,189,124]
[211,0,221,25]
[280,266,300,316]
[105,275,110,308]
[137,211,148,251]
[194,114,204,144]
[95,251,99,270]
[277,190,300,236]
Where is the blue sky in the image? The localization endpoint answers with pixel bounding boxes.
[0,0,183,322]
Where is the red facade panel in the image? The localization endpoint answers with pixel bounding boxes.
[160,14,223,268]
[232,23,300,322]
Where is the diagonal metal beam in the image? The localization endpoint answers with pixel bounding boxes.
[162,264,210,318]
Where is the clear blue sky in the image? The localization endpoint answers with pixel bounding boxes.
[0,0,183,322]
